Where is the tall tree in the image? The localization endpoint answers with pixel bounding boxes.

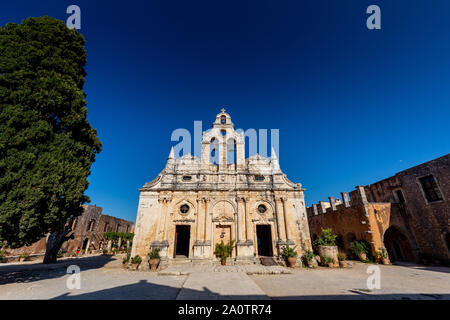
[0,16,101,263]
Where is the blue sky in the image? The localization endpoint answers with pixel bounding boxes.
[1,1,449,223]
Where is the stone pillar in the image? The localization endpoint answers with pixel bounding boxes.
[107,240,112,252]
[235,197,241,244]
[163,199,171,240]
[341,192,350,208]
[312,204,319,216]
[275,197,285,242]
[244,197,250,241]
[329,197,337,211]
[204,197,210,243]
[156,198,164,241]
[195,198,201,242]
[117,237,122,250]
[356,186,369,204]
[85,239,91,254]
[281,197,292,242]
[319,201,327,214]
[219,139,227,171]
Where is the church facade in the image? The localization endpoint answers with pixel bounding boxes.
[131,110,312,267]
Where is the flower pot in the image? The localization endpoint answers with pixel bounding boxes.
[131,263,139,271]
[287,257,297,268]
[149,258,160,271]
[327,262,334,268]
[307,260,314,268]
[339,261,347,268]
[317,246,338,266]
[382,258,390,265]
[19,258,26,262]
[358,253,367,262]
[221,259,226,266]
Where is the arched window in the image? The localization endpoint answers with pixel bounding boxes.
[220,115,226,124]
[227,138,236,165]
[210,138,219,164]
[86,219,96,232]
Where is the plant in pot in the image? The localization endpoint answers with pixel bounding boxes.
[322,256,335,268]
[19,252,30,262]
[378,247,390,265]
[338,252,347,268]
[130,255,142,270]
[214,240,235,265]
[0,250,6,263]
[122,252,131,266]
[314,228,338,265]
[281,245,298,268]
[303,250,315,268]
[148,248,161,271]
[349,241,369,262]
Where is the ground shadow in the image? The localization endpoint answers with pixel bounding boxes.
[50,279,450,300]
[0,255,115,285]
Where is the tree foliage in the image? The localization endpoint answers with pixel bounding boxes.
[103,232,134,242]
[0,16,101,248]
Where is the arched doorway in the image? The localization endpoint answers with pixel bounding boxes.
[383,226,414,262]
[82,238,89,250]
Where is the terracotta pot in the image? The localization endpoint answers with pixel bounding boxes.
[382,258,390,265]
[358,253,367,262]
[339,261,347,268]
[221,259,226,266]
[287,257,297,268]
[149,258,160,271]
[131,263,139,271]
[327,262,334,268]
[307,261,314,268]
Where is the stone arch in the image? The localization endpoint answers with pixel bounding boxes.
[383,225,415,262]
[211,200,236,221]
[253,199,275,217]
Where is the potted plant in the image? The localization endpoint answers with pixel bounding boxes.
[19,252,30,262]
[378,247,390,265]
[314,228,338,264]
[323,256,335,268]
[148,248,161,271]
[281,245,298,268]
[122,252,131,266]
[303,250,315,268]
[349,241,369,262]
[338,252,347,268]
[214,240,235,265]
[0,250,6,263]
[130,255,142,270]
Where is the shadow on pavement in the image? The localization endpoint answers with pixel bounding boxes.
[50,279,450,300]
[0,255,115,285]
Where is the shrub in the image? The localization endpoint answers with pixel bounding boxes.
[131,255,142,264]
[0,250,6,263]
[123,253,131,264]
[148,248,161,259]
[337,252,347,261]
[102,249,109,255]
[349,241,369,256]
[314,228,337,247]
[214,240,236,262]
[57,249,63,258]
[20,252,30,259]
[303,250,315,262]
[378,247,389,259]
[281,245,298,258]
[322,256,334,264]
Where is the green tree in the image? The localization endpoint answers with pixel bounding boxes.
[0,16,101,263]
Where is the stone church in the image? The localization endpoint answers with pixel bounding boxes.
[131,110,312,266]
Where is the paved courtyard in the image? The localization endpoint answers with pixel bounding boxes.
[0,255,449,300]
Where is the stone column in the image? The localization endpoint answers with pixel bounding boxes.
[274,197,284,242]
[235,197,241,244]
[195,198,202,242]
[155,198,164,241]
[244,197,250,241]
[163,199,171,240]
[203,197,210,243]
[281,197,291,242]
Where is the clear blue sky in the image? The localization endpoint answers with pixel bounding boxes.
[2,1,449,223]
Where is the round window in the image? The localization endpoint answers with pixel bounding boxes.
[258,204,267,214]
[180,204,190,214]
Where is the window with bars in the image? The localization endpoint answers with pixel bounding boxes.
[419,175,443,203]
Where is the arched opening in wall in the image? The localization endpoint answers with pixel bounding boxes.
[346,233,356,248]
[227,138,236,165]
[210,138,219,164]
[383,226,415,262]
[82,238,89,250]
[86,219,95,232]
[220,115,227,124]
[336,234,344,251]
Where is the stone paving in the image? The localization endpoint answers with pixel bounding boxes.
[0,255,449,300]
